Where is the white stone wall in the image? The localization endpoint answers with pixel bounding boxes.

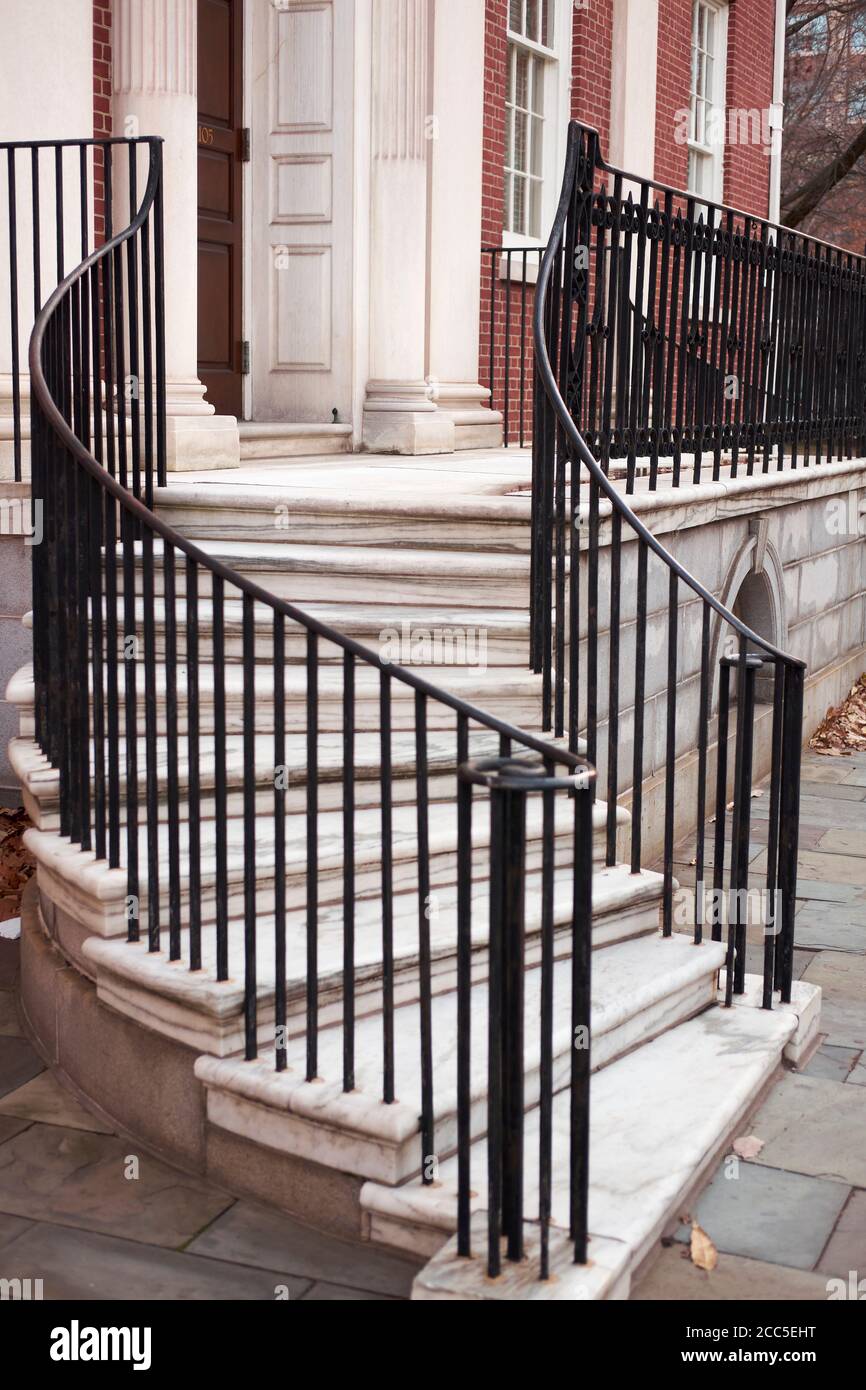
[572,462,866,834]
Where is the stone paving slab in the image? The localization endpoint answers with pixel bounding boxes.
[816,1190,866,1280]
[673,1161,849,1270]
[0,991,21,1037]
[803,950,866,997]
[800,781,866,802]
[0,1115,31,1144]
[794,905,866,954]
[817,828,866,856]
[847,1061,866,1087]
[0,1220,313,1300]
[186,1198,421,1298]
[804,1045,862,1084]
[0,941,18,990]
[299,1281,399,1300]
[0,1035,44,1099]
[633,1246,835,1300]
[795,880,866,905]
[0,1070,115,1134]
[751,1074,866,1188]
[0,1122,234,1246]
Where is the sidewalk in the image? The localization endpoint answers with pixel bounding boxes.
[0,935,420,1300]
[634,747,866,1300]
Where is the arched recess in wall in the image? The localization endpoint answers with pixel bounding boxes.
[710,527,788,708]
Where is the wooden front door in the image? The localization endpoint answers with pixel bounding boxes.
[197,0,244,418]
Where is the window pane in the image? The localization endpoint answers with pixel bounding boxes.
[530,178,542,239]
[526,0,538,44]
[514,109,528,173]
[531,54,544,114]
[514,174,527,236]
[515,48,529,110]
[531,113,543,175]
[506,103,514,167]
[509,0,522,34]
[542,0,552,46]
[504,170,513,232]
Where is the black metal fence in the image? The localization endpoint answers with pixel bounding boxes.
[492,122,866,482]
[532,122,805,1009]
[20,136,596,1282]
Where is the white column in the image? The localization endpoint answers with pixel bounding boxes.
[609,0,659,180]
[426,0,501,449]
[362,0,454,454]
[0,0,93,479]
[112,0,238,470]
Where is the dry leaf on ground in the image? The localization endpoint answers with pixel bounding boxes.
[732,1135,765,1160]
[810,675,866,756]
[690,1221,718,1272]
[0,806,35,921]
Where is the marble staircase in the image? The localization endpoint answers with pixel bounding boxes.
[11,455,820,1301]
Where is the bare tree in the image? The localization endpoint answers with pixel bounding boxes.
[781,0,866,244]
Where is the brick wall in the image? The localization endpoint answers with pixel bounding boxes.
[724,0,775,216]
[655,0,693,189]
[481,0,779,439]
[572,0,614,150]
[480,0,617,442]
[93,0,112,245]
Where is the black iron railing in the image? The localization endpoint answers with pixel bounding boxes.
[532,122,806,1008]
[491,122,866,479]
[20,136,596,1282]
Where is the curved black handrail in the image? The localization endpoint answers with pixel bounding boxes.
[534,125,805,672]
[29,144,591,773]
[532,121,805,1010]
[23,134,596,1281]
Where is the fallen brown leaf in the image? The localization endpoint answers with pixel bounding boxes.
[690,1221,718,1272]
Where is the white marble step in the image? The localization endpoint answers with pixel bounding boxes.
[193,932,724,1186]
[10,728,510,831]
[100,595,531,666]
[361,1000,797,1281]
[155,481,531,554]
[82,863,663,1057]
[30,786,628,941]
[117,538,533,609]
[9,660,547,735]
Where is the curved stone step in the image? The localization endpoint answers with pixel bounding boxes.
[100,596,531,666]
[194,932,725,1186]
[8,661,548,735]
[81,863,664,1056]
[361,1001,800,1294]
[27,787,628,944]
[117,538,533,609]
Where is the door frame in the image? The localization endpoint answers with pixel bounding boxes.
[241,0,253,421]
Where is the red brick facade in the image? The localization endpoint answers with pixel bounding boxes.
[654,0,693,190]
[724,0,775,216]
[481,0,778,438]
[93,1,112,245]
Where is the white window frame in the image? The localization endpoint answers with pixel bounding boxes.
[687,0,728,205]
[503,0,573,252]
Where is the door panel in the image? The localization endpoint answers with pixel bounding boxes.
[250,0,353,423]
[198,0,244,418]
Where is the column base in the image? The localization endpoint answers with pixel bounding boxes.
[432,381,504,450]
[162,380,239,472]
[165,414,240,472]
[362,381,455,456]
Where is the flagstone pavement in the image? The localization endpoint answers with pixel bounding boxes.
[0,936,422,1300]
[633,747,866,1301]
[1,747,863,1301]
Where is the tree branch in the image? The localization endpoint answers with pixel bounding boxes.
[781,119,866,225]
